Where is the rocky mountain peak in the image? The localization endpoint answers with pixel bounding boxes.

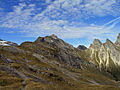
[50,34,58,39]
[89,39,102,50]
[88,33,120,77]
[77,45,87,50]
[105,39,113,45]
[0,39,3,41]
[117,33,120,39]
[103,39,115,49]
[35,34,58,43]
[93,39,102,45]
[35,35,74,50]
[115,33,120,47]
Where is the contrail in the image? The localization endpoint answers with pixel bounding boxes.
[103,16,120,27]
[105,20,120,30]
[100,17,120,31]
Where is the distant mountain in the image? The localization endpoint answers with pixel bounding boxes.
[77,45,87,50]
[88,33,120,80]
[0,39,18,46]
[0,34,120,90]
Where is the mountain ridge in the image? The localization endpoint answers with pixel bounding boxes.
[0,34,120,90]
[88,33,120,80]
[0,39,18,46]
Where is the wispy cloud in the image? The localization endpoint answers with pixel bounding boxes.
[0,7,3,16]
[0,0,119,40]
[103,17,120,27]
[46,0,52,4]
[35,0,119,20]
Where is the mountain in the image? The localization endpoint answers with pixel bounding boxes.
[0,34,120,90]
[88,33,120,80]
[0,39,18,46]
[77,45,87,50]
[115,33,120,47]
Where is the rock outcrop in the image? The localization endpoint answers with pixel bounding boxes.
[35,34,74,50]
[88,34,120,78]
[22,34,96,69]
[115,33,120,47]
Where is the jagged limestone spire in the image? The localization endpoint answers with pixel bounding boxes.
[89,39,102,50]
[104,39,114,49]
[105,39,113,44]
[93,39,102,45]
[115,33,120,47]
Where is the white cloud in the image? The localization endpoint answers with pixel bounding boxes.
[1,16,115,40]
[46,0,52,4]
[34,0,119,20]
[0,0,119,41]
[83,0,118,16]
[0,3,36,27]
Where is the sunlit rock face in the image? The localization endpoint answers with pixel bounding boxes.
[115,33,120,47]
[88,34,120,75]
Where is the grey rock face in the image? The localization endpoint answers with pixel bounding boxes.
[89,39,102,50]
[34,34,81,68]
[23,34,96,70]
[115,33,120,47]
[88,34,120,75]
[35,34,74,50]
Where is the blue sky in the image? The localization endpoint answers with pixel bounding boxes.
[0,0,120,47]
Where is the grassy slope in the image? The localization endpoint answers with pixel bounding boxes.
[0,42,119,90]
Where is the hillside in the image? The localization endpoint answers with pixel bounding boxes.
[0,34,120,90]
